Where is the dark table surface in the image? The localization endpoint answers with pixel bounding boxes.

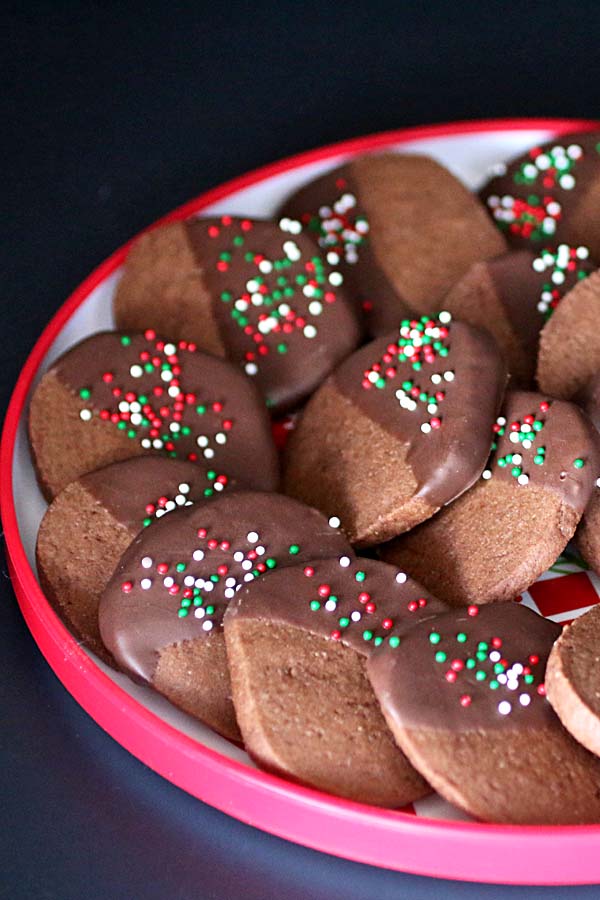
[5,4,600,897]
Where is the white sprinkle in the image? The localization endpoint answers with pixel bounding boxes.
[482,469,492,480]
[163,577,174,588]
[196,435,208,447]
[203,582,214,593]
[193,549,205,561]
[224,588,235,599]
[519,694,531,707]
[489,650,501,662]
[194,607,205,619]
[247,531,259,543]
[303,325,317,339]
[244,573,255,583]
[215,432,227,444]
[168,385,179,398]
[421,422,432,434]
[308,301,323,316]
[351,611,362,622]
[141,557,153,569]
[140,578,151,590]
[396,572,407,584]
[79,409,92,421]
[328,516,341,528]
[329,272,343,286]
[130,365,143,378]
[152,439,163,449]
[324,599,337,612]
[512,453,522,465]
[245,363,258,376]
[438,310,452,324]
[161,369,173,382]
[184,575,195,587]
[178,483,190,494]
[233,551,244,562]
[141,438,151,449]
[498,701,512,716]
[203,448,215,459]
[517,474,529,486]
[155,509,165,518]
[443,370,455,382]
[339,555,351,568]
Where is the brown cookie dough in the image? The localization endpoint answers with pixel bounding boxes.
[98,491,352,740]
[380,392,599,606]
[279,154,506,336]
[440,246,595,386]
[113,216,361,413]
[283,313,506,546]
[224,557,447,805]
[480,131,600,256]
[368,603,600,823]
[537,270,600,399]
[573,371,600,572]
[546,603,600,758]
[36,457,220,664]
[28,329,278,500]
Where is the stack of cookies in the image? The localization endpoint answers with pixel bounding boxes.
[29,131,600,823]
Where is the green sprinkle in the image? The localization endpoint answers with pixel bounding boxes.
[429,632,441,645]
[177,609,188,618]
[196,405,206,415]
[574,458,585,469]
[489,680,499,690]
[79,388,91,399]
[120,335,131,346]
[310,600,320,611]
[435,651,447,663]
[176,563,186,572]
[205,605,215,615]
[524,674,535,684]
[355,571,366,583]
[362,630,373,641]
[388,636,401,648]
[339,617,350,628]
[266,558,277,569]
[289,544,300,555]
[466,658,476,669]
[456,632,467,643]
[374,636,383,647]
[475,670,487,681]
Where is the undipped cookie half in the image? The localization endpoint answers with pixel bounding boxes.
[279,153,506,336]
[36,457,224,664]
[546,603,600,758]
[574,371,600,572]
[99,491,352,740]
[224,557,447,805]
[480,131,600,256]
[28,329,278,500]
[283,313,506,546]
[113,216,361,413]
[368,603,600,823]
[537,269,600,399]
[380,391,599,606]
[440,246,595,386]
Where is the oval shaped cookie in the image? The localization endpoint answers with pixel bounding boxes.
[537,269,600,399]
[480,131,600,255]
[98,491,352,740]
[546,603,600,758]
[380,391,599,606]
[440,246,595,386]
[283,312,507,546]
[574,371,600,572]
[224,557,447,806]
[279,153,506,336]
[113,217,361,413]
[36,456,224,664]
[368,603,600,823]
[28,329,279,500]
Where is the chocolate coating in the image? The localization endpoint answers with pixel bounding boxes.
[225,557,447,655]
[333,314,507,509]
[99,491,352,683]
[184,216,361,412]
[368,603,560,732]
[30,330,278,496]
[483,391,600,516]
[480,131,600,255]
[576,371,600,431]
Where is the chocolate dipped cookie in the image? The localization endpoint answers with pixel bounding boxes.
[480,131,600,256]
[368,603,600,823]
[380,392,599,606]
[573,371,600,573]
[440,246,595,386]
[28,329,278,500]
[36,457,221,664]
[546,603,600,758]
[99,491,352,740]
[279,154,506,336]
[283,313,507,546]
[224,557,447,806]
[113,216,361,413]
[537,269,600,399]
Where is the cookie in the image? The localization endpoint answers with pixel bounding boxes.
[573,372,600,573]
[36,457,221,664]
[537,269,600,399]
[28,329,278,500]
[546,603,600,758]
[98,491,352,740]
[279,153,506,335]
[113,216,361,413]
[440,246,595,386]
[283,312,506,546]
[368,603,600,823]
[380,391,599,606]
[224,557,447,805]
[480,131,600,255]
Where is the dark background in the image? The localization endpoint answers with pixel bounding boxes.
[4,3,600,897]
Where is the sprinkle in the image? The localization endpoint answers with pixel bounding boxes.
[328,516,341,528]
[498,701,512,716]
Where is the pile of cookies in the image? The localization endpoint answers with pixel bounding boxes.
[29,131,600,824]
